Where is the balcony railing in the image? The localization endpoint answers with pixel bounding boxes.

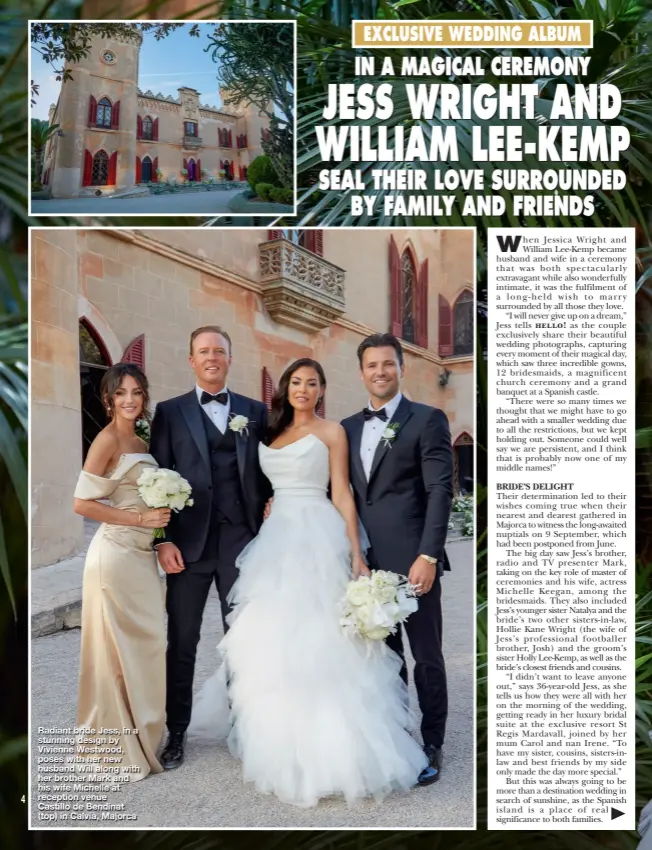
[258,238,346,332]
[182,135,203,148]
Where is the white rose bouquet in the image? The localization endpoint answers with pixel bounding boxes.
[137,467,194,538]
[340,570,419,642]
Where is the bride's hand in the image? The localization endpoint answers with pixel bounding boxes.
[352,552,371,579]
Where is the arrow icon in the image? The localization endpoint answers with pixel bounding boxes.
[611,808,625,820]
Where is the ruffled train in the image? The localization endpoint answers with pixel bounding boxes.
[189,493,427,807]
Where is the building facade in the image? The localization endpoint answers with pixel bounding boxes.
[31,228,475,568]
[40,32,270,197]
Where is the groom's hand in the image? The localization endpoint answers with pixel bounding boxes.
[408,556,436,595]
[157,542,185,574]
[263,498,274,520]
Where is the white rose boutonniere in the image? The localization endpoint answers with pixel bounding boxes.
[229,414,250,436]
[381,423,400,448]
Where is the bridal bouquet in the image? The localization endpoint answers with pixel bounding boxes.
[137,467,194,538]
[340,570,419,642]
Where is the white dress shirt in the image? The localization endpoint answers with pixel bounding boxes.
[196,384,230,434]
[360,392,403,481]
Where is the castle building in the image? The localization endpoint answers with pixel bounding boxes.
[40,32,271,198]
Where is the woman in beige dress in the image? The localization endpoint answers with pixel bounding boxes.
[73,363,171,782]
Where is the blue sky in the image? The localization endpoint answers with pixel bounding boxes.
[31,24,227,121]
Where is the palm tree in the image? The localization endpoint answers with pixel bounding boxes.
[30,118,58,187]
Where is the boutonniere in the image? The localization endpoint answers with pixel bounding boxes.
[381,423,400,448]
[229,414,250,436]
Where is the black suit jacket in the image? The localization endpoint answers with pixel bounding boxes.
[149,389,271,563]
[342,397,453,576]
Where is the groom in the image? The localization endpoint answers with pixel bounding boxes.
[341,332,453,786]
[149,325,271,770]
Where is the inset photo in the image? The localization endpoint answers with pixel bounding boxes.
[29,20,296,217]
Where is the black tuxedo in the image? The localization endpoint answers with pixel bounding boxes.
[342,396,453,749]
[149,389,272,734]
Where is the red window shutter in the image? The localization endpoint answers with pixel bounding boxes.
[82,150,93,186]
[152,157,158,183]
[438,295,453,356]
[313,231,324,256]
[135,156,142,184]
[137,115,142,139]
[88,95,97,127]
[389,235,402,337]
[111,100,120,130]
[416,258,429,349]
[268,230,283,240]
[262,367,275,411]
[244,134,247,147]
[228,130,232,147]
[197,158,201,178]
[153,117,159,141]
[120,334,145,371]
[108,151,117,186]
[316,395,326,419]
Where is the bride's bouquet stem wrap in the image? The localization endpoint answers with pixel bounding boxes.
[137,467,194,537]
[340,569,419,642]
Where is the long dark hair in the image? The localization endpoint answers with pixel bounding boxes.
[267,358,327,444]
[100,363,151,424]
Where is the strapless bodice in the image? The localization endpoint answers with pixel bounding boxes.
[259,434,329,497]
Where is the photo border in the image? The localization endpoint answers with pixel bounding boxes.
[27,19,298,219]
[28,224,477,832]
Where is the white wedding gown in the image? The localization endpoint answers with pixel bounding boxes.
[189,433,427,807]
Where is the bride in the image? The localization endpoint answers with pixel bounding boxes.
[190,358,427,807]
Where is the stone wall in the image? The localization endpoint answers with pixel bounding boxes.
[31,231,85,567]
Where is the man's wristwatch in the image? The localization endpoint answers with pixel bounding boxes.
[419,554,437,565]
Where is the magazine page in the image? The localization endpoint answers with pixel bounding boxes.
[0,0,647,848]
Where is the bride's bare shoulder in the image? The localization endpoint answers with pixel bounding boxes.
[314,419,346,447]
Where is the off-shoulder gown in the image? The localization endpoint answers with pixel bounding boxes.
[189,434,427,807]
[74,453,165,781]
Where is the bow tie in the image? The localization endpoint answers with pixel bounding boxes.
[363,407,388,422]
[200,391,228,406]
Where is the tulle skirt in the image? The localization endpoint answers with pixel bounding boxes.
[189,493,427,808]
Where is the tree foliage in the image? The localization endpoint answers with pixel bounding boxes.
[206,22,295,189]
[30,118,58,184]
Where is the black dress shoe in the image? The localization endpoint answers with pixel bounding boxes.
[160,731,187,770]
[418,745,442,785]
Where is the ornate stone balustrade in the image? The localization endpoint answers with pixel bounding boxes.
[258,238,346,332]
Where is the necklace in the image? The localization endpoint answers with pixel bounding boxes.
[285,422,309,432]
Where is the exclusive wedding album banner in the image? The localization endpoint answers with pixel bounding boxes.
[29,227,477,829]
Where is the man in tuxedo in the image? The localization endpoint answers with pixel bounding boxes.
[149,325,271,770]
[341,332,453,785]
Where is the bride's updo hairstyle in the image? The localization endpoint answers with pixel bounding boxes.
[100,363,151,423]
[267,358,327,444]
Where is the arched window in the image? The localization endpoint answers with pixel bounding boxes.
[453,432,474,494]
[453,290,474,356]
[97,97,112,128]
[91,150,109,186]
[400,249,416,344]
[142,116,153,140]
[141,156,152,183]
[79,320,111,461]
